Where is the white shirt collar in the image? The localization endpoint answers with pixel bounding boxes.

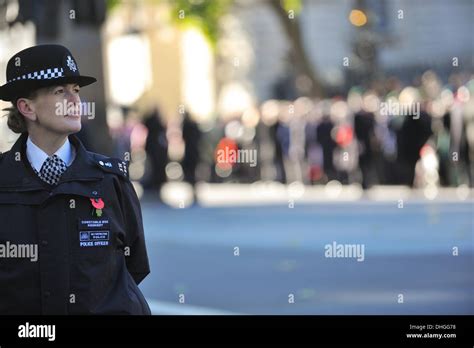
[26,136,76,172]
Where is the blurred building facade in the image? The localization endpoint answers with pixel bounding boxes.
[230,0,473,102]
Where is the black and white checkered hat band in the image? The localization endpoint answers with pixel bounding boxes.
[7,67,64,83]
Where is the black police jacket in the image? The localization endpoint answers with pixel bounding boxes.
[0,133,151,314]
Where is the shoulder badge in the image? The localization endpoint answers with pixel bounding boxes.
[95,156,129,179]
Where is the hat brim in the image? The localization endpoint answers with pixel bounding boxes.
[0,75,97,102]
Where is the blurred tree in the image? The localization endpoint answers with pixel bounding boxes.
[266,0,323,97]
[168,0,232,48]
[166,0,324,97]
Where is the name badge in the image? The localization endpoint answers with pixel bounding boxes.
[78,219,110,247]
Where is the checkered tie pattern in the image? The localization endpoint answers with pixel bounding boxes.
[34,155,67,185]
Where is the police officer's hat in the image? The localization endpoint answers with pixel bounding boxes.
[0,44,96,102]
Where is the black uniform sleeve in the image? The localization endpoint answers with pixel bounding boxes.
[119,179,150,285]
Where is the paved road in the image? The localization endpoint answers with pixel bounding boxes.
[137,200,473,314]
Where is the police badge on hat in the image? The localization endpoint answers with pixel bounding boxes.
[66,55,77,72]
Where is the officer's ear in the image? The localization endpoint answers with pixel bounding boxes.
[16,89,40,121]
[17,98,36,121]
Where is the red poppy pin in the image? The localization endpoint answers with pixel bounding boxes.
[90,198,105,217]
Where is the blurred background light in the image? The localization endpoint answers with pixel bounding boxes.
[218,82,253,119]
[165,161,184,181]
[107,34,152,105]
[160,182,194,208]
[181,28,215,122]
[325,180,343,198]
[349,9,367,27]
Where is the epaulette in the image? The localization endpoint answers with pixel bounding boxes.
[93,155,129,180]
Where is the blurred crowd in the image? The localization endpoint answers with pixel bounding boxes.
[106,70,474,191]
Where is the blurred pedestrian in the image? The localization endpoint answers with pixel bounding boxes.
[143,107,168,193]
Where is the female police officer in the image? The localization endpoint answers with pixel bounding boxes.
[0,44,151,314]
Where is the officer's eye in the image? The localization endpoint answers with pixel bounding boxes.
[73,87,80,93]
[54,88,64,95]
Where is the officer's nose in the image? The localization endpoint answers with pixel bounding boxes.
[65,90,81,104]
[63,89,81,117]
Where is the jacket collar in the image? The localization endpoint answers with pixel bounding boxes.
[26,136,76,172]
[0,132,103,190]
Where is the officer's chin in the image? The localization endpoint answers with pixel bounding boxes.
[62,115,82,132]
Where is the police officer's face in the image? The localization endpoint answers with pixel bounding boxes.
[21,83,82,135]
